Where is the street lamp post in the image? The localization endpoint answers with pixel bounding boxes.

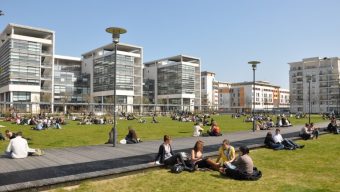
[338,81,340,116]
[248,61,261,132]
[306,75,313,124]
[106,27,127,147]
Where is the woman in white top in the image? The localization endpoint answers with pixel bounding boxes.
[193,122,204,137]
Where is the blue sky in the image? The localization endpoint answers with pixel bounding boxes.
[1,0,340,89]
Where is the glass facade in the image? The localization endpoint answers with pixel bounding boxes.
[143,79,155,103]
[54,60,90,103]
[93,54,134,92]
[9,39,41,85]
[13,91,31,102]
[157,64,195,95]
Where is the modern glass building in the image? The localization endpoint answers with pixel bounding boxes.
[144,55,201,112]
[0,24,91,114]
[0,23,54,113]
[82,43,143,113]
[54,55,90,113]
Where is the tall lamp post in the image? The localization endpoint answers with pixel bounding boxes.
[106,26,127,147]
[338,81,340,116]
[248,61,261,132]
[306,75,313,124]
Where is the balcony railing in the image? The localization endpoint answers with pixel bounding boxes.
[41,87,52,91]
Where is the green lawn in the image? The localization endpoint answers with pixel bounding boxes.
[49,134,340,192]
[0,114,327,151]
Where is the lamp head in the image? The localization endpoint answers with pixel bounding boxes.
[106,27,127,44]
[248,61,261,70]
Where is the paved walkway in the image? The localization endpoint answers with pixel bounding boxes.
[0,122,329,192]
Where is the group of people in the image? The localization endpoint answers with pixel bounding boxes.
[264,128,304,150]
[299,122,319,140]
[192,121,222,137]
[7,114,65,130]
[244,114,293,130]
[155,135,261,180]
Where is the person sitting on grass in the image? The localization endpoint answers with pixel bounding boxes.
[309,123,320,139]
[5,130,16,140]
[219,146,256,179]
[273,128,304,150]
[191,140,219,171]
[5,132,36,159]
[125,126,140,144]
[54,118,62,129]
[152,114,159,123]
[327,117,339,134]
[34,120,44,130]
[216,139,236,167]
[264,132,284,150]
[138,117,146,123]
[193,122,204,137]
[154,135,193,171]
[300,123,314,140]
[207,121,222,136]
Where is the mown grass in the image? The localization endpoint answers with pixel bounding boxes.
[0,114,327,151]
[49,134,340,192]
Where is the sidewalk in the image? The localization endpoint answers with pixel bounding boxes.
[0,122,329,191]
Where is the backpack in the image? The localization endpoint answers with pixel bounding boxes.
[171,164,184,174]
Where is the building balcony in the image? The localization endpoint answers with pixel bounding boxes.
[41,75,52,80]
[41,63,52,68]
[41,87,52,92]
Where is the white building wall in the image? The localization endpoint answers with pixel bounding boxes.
[289,57,340,113]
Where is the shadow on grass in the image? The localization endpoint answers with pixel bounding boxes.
[210,173,228,179]
[178,131,190,134]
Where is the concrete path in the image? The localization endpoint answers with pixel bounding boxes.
[0,122,329,192]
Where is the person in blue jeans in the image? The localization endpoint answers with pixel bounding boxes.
[264,132,284,150]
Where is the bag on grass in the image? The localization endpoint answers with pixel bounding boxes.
[171,164,184,174]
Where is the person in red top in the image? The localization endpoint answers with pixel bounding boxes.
[208,121,222,136]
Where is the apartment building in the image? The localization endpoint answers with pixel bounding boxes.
[216,81,289,113]
[289,57,340,113]
[216,81,231,111]
[144,55,201,112]
[82,43,143,113]
[201,71,218,109]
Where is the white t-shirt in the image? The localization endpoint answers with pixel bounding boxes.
[164,144,172,160]
[6,136,29,159]
[193,125,203,137]
[273,133,284,143]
